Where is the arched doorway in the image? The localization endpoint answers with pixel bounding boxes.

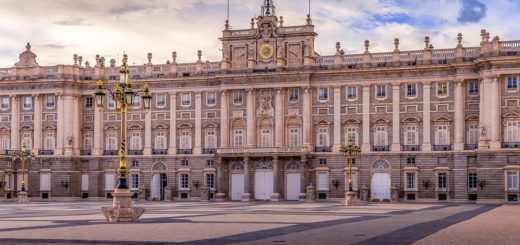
[371,160,391,200]
[255,161,274,200]
[230,162,244,201]
[151,162,168,200]
[285,161,302,201]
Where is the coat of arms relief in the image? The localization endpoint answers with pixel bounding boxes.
[257,95,274,118]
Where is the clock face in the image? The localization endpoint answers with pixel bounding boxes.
[259,44,274,59]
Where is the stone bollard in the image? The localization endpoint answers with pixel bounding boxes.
[200,186,210,202]
[306,184,316,202]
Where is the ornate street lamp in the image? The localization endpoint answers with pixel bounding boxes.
[339,136,361,206]
[11,143,35,203]
[97,54,149,222]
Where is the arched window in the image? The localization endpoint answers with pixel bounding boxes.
[287,117,301,148]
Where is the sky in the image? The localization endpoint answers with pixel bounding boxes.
[0,0,519,67]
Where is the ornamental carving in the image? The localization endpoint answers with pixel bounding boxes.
[257,96,274,118]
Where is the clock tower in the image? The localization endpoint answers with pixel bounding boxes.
[220,0,317,70]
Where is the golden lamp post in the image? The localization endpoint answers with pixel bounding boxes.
[339,136,361,206]
[11,143,35,203]
[95,54,151,222]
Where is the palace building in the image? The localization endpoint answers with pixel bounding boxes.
[1,1,520,203]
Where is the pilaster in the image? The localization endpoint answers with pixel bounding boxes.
[275,89,285,148]
[10,95,19,150]
[33,94,42,152]
[454,80,465,151]
[361,86,371,152]
[143,108,152,155]
[421,82,432,152]
[55,94,64,155]
[391,84,400,152]
[194,92,202,154]
[242,157,252,201]
[63,95,74,156]
[168,93,177,155]
[271,156,281,201]
[302,87,312,149]
[93,101,104,156]
[246,89,256,147]
[333,87,341,151]
[220,91,229,148]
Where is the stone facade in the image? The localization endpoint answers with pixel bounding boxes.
[1,3,520,203]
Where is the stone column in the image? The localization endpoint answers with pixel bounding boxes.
[302,87,312,149]
[10,95,19,150]
[220,91,229,148]
[301,156,308,195]
[246,89,256,147]
[168,93,177,155]
[391,84,400,151]
[194,92,202,154]
[72,96,81,155]
[242,157,252,201]
[56,95,64,155]
[93,100,104,156]
[271,156,281,201]
[143,107,152,155]
[333,86,341,151]
[215,159,226,201]
[33,94,42,153]
[478,78,489,149]
[361,86,371,152]
[63,95,75,156]
[453,80,465,151]
[422,82,432,151]
[275,89,285,148]
[489,76,501,149]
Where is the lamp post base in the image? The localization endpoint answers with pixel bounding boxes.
[101,188,145,223]
[16,191,29,204]
[343,191,358,207]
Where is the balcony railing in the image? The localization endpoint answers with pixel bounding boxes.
[502,142,520,148]
[402,145,420,151]
[372,145,390,152]
[103,150,119,156]
[217,146,308,154]
[314,146,332,152]
[464,144,478,150]
[153,149,169,155]
[128,150,143,155]
[80,150,92,156]
[38,150,54,155]
[433,145,452,151]
[175,149,192,154]
[4,150,13,155]
[202,148,217,154]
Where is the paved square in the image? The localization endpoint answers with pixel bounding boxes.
[0,201,514,244]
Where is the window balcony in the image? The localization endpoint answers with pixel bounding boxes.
[502,142,520,149]
[433,145,452,151]
[176,149,192,155]
[372,145,390,152]
[402,145,421,151]
[38,150,54,155]
[314,146,332,152]
[464,144,478,150]
[80,150,92,156]
[128,150,143,155]
[202,148,217,154]
[103,150,119,156]
[153,149,169,155]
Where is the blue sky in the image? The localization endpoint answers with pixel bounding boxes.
[0,0,519,67]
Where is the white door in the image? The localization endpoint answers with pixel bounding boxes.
[371,173,391,200]
[151,173,161,200]
[231,174,244,201]
[255,171,273,200]
[286,173,301,201]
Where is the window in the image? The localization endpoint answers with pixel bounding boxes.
[505,121,520,142]
[131,174,139,189]
[406,172,416,189]
[438,173,447,189]
[260,129,272,147]
[46,95,55,109]
[205,130,217,148]
[468,173,477,189]
[23,96,32,110]
[85,97,93,109]
[374,126,388,146]
[1,97,10,110]
[406,84,417,97]
[289,88,299,101]
[317,127,329,147]
[131,160,139,167]
[180,174,189,189]
[376,85,386,98]
[155,131,167,149]
[468,124,479,144]
[233,130,244,147]
[0,134,10,152]
[21,132,32,150]
[345,127,358,145]
[181,93,191,106]
[347,86,357,100]
[43,131,55,150]
[437,82,448,97]
[468,81,479,94]
[206,92,216,106]
[404,125,418,145]
[108,97,116,109]
[318,88,328,101]
[507,76,518,91]
[434,125,450,145]
[288,128,300,147]
[206,173,215,188]
[156,94,166,108]
[106,132,118,150]
[83,132,92,150]
[317,172,329,191]
[319,158,327,165]
[507,172,518,190]
[180,159,189,166]
[406,157,416,164]
[233,91,243,104]
[130,131,142,150]
[206,159,215,166]
[180,130,192,149]
[132,95,141,108]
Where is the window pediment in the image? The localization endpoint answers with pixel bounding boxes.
[178,123,193,129]
[343,118,361,125]
[203,123,219,128]
[433,115,452,123]
[372,118,390,125]
[401,116,421,124]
